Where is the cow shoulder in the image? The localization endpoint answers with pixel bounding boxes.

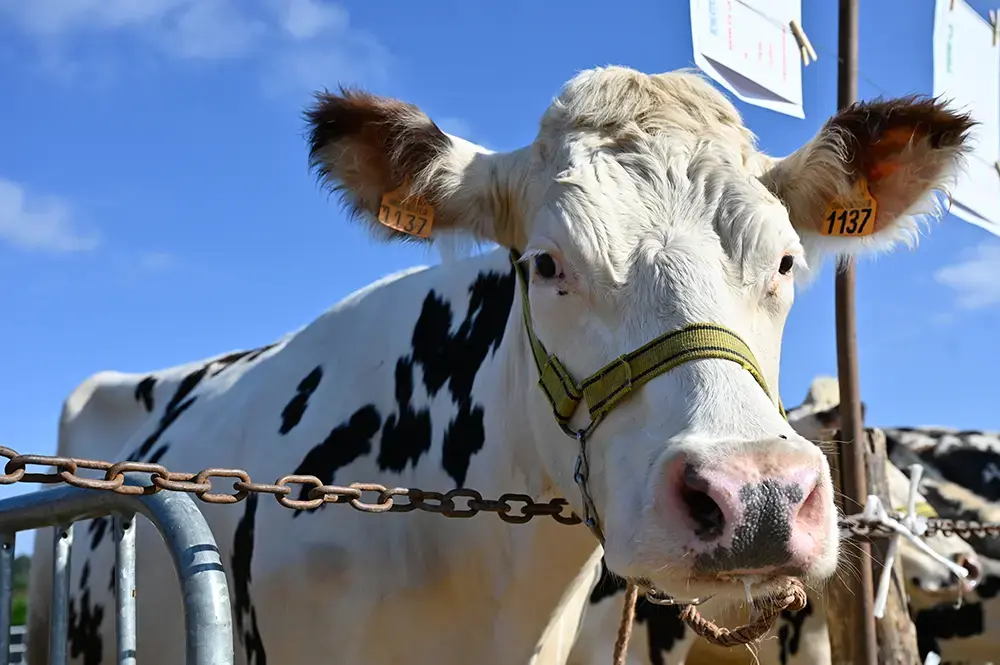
[58,346,277,462]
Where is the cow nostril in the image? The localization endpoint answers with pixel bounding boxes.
[680,466,725,539]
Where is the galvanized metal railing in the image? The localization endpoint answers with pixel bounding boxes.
[0,475,234,665]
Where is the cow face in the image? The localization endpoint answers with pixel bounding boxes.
[305,66,973,602]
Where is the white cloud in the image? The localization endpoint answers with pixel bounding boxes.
[152,1,267,60]
[276,0,348,41]
[934,241,1000,310]
[0,0,187,37]
[0,0,389,91]
[0,178,99,253]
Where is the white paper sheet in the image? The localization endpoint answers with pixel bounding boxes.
[690,0,804,119]
[933,0,1000,238]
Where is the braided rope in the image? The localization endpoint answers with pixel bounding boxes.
[613,577,809,661]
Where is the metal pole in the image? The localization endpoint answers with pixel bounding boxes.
[833,1,878,664]
[114,514,138,665]
[50,524,74,665]
[0,532,14,665]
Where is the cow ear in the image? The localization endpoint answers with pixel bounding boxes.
[762,96,975,262]
[305,87,528,248]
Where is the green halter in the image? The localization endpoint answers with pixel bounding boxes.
[509,249,787,548]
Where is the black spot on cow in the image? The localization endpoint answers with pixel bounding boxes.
[289,266,514,514]
[929,447,1000,502]
[209,349,256,377]
[279,366,323,435]
[88,517,110,551]
[778,599,813,664]
[232,493,267,665]
[589,558,687,665]
[885,442,947,483]
[68,587,104,665]
[378,358,432,472]
[914,600,985,662]
[588,558,627,604]
[134,376,157,412]
[441,401,486,485]
[148,443,170,465]
[209,343,279,377]
[291,405,382,516]
[378,268,514,486]
[245,342,280,364]
[977,574,1000,599]
[79,561,90,589]
[125,365,206,463]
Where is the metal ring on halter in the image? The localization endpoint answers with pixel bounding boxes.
[642,576,714,606]
[643,588,713,607]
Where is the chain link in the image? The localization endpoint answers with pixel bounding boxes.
[0,447,583,525]
[3,446,1000,538]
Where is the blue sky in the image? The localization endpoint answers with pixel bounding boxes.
[1,0,999,555]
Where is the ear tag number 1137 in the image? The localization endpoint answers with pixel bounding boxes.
[378,184,435,238]
[820,178,878,237]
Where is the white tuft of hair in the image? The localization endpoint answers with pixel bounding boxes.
[804,375,841,410]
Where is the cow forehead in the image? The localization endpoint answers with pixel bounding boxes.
[537,66,756,154]
[528,141,796,295]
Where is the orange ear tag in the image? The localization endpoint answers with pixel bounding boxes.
[819,178,878,237]
[378,184,435,238]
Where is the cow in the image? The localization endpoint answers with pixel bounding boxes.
[26,65,974,665]
[912,554,1000,665]
[887,429,1000,561]
[569,379,993,665]
[885,427,1000,503]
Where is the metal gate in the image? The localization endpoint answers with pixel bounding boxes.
[0,475,234,665]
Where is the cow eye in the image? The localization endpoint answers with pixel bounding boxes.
[778,255,795,275]
[534,253,559,279]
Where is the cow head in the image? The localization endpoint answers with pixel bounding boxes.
[785,375,868,443]
[305,66,973,603]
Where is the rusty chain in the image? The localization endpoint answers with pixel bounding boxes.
[3,446,1000,539]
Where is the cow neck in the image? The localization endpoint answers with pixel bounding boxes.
[508,248,787,605]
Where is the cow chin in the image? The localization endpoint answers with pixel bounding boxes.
[603,546,840,608]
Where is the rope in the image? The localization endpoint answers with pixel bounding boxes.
[613,577,809,661]
[612,581,640,665]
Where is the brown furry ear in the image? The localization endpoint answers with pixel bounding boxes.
[305,87,527,246]
[763,95,976,257]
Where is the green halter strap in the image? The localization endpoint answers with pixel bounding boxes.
[510,249,785,441]
[510,249,787,545]
[509,248,789,608]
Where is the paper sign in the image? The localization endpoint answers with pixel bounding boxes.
[820,179,878,237]
[690,0,805,119]
[378,185,435,238]
[933,0,1000,238]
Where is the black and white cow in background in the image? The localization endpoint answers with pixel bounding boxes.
[25,66,973,665]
